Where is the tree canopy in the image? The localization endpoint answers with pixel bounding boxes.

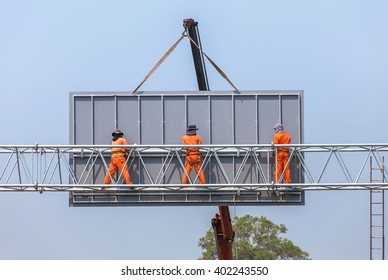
[198,215,310,260]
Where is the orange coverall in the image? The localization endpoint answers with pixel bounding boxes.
[103,137,132,185]
[181,134,206,184]
[273,131,291,183]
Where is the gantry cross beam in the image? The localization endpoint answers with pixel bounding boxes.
[0,144,387,206]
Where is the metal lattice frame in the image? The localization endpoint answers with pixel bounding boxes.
[1,144,388,192]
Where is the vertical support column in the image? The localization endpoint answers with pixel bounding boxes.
[370,156,385,260]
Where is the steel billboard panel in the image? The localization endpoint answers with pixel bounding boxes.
[70,91,303,145]
[69,90,304,206]
[117,97,139,144]
[164,96,186,144]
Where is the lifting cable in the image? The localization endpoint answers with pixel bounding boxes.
[132,34,186,94]
[132,29,240,94]
[185,34,240,94]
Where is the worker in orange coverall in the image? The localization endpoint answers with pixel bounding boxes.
[181,125,206,184]
[273,122,291,184]
[103,129,132,186]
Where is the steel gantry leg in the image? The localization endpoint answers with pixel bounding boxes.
[370,156,385,260]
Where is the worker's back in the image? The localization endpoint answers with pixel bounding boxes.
[273,131,291,151]
[182,134,202,154]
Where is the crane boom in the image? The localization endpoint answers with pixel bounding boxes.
[183,18,210,91]
[183,18,234,260]
[212,206,234,259]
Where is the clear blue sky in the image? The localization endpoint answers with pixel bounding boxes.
[0,0,387,259]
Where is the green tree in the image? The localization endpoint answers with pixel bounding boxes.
[198,215,310,260]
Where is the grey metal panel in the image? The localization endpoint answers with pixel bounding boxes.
[234,95,256,144]
[289,157,300,185]
[140,96,162,144]
[209,157,233,184]
[93,96,115,144]
[211,96,233,144]
[73,158,93,184]
[72,157,106,185]
[138,157,162,184]
[74,96,92,144]
[281,95,300,144]
[93,160,106,184]
[70,91,303,146]
[234,156,259,184]
[163,158,184,184]
[187,96,209,144]
[117,96,139,144]
[164,96,186,144]
[258,95,280,144]
[128,157,140,184]
[257,153,272,183]
[69,91,304,206]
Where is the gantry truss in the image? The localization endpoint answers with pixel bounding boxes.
[0,144,387,206]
